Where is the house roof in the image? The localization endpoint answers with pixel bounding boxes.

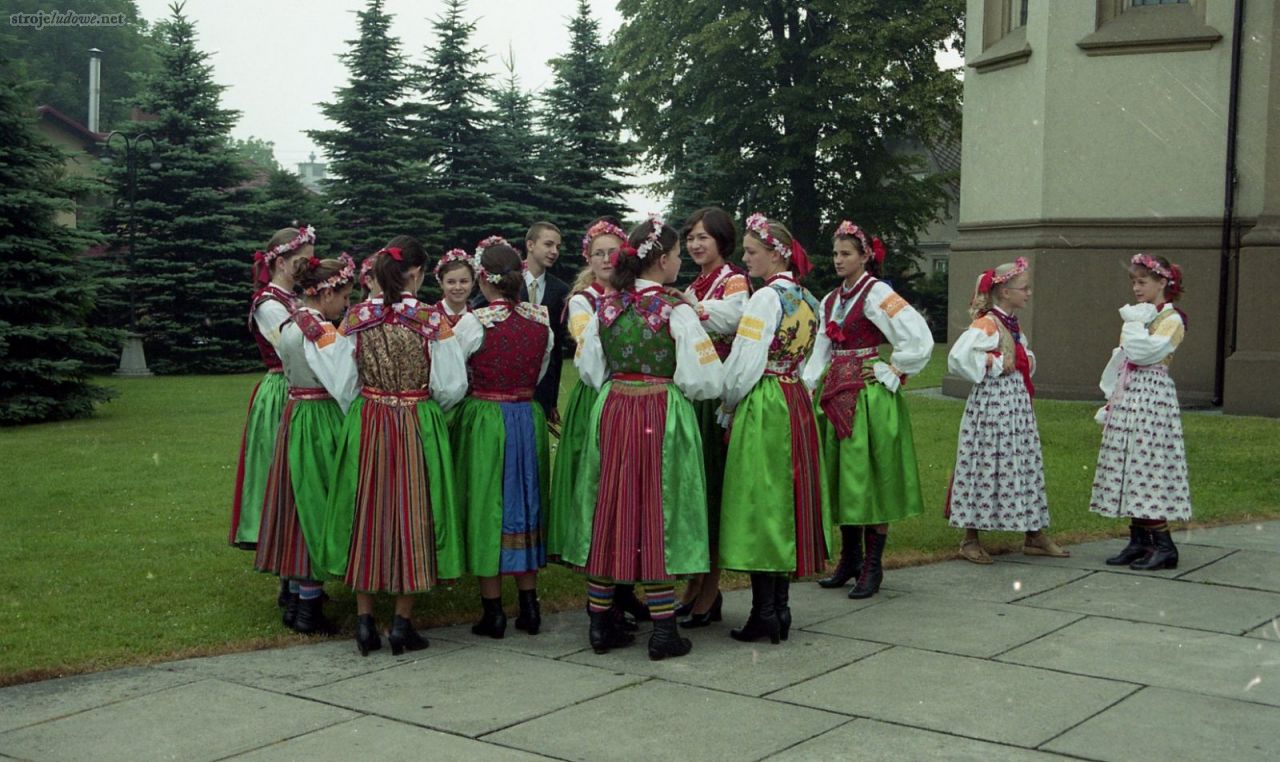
[35,104,107,146]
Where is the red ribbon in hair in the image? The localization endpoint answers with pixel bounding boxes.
[977,269,996,294]
[610,244,637,268]
[789,240,812,278]
[251,251,270,285]
[307,256,321,270]
[870,237,887,265]
[379,247,403,261]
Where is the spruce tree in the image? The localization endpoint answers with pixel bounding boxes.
[0,60,115,424]
[309,0,437,256]
[99,2,256,374]
[543,0,631,236]
[484,56,544,241]
[412,0,503,250]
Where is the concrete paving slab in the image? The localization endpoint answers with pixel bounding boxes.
[999,539,1233,578]
[1180,549,1280,593]
[999,617,1280,706]
[764,718,1064,761]
[430,608,593,659]
[805,594,1083,658]
[0,679,356,762]
[563,628,884,697]
[779,581,901,629]
[1017,571,1280,633]
[1173,521,1280,553]
[1044,687,1280,761]
[768,646,1135,747]
[163,637,465,693]
[484,679,846,762]
[879,559,1091,603]
[1246,616,1280,642]
[0,667,200,733]
[229,715,553,761]
[298,647,641,738]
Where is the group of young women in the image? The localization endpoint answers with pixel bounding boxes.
[229,210,1193,661]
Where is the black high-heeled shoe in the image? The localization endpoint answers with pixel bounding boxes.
[678,592,723,628]
[355,614,381,657]
[387,614,428,655]
[674,599,696,619]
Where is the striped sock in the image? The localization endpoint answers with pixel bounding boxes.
[587,578,614,613]
[298,582,323,601]
[644,585,676,620]
[288,580,301,595]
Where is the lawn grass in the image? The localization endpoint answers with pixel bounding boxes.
[1,351,1277,684]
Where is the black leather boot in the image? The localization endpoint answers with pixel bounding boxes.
[514,589,541,635]
[848,528,886,600]
[1130,528,1178,571]
[613,584,651,623]
[282,593,299,629]
[471,596,507,639]
[730,574,780,644]
[277,578,290,608]
[775,577,792,641]
[588,608,635,654]
[648,617,693,660]
[292,596,339,636]
[818,525,862,588]
[355,614,381,657]
[1106,524,1153,566]
[387,614,428,655]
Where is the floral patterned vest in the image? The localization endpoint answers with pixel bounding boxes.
[766,278,820,375]
[468,302,550,399]
[248,284,296,371]
[598,288,682,379]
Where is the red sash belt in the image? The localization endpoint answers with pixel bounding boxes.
[471,388,535,402]
[288,387,331,401]
[362,387,431,406]
[612,372,672,385]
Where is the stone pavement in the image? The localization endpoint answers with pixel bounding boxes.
[3,521,1279,761]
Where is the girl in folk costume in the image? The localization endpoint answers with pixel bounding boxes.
[718,214,828,645]
[547,220,620,565]
[571,215,725,660]
[1090,253,1192,571]
[434,248,475,327]
[231,225,312,578]
[801,221,932,599]
[254,255,360,634]
[452,239,554,638]
[675,207,749,628]
[946,258,1069,564]
[322,236,468,656]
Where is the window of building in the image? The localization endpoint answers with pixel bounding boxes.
[1078,0,1219,57]
[969,0,1034,74]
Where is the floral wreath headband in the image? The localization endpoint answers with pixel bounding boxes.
[581,220,628,259]
[302,253,356,296]
[978,256,1029,294]
[252,224,317,284]
[434,248,474,282]
[834,220,886,265]
[474,235,514,285]
[1131,253,1176,282]
[359,255,377,286]
[745,213,792,260]
[635,213,666,259]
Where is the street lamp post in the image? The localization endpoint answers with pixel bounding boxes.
[101,131,159,377]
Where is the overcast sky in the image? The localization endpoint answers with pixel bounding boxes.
[129,0,665,212]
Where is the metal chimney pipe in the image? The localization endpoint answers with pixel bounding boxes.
[88,48,102,132]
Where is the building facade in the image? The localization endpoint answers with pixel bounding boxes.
[951,0,1278,416]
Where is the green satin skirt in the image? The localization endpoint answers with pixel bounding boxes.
[231,371,287,546]
[318,396,465,588]
[562,380,710,579]
[814,379,924,526]
[546,379,598,562]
